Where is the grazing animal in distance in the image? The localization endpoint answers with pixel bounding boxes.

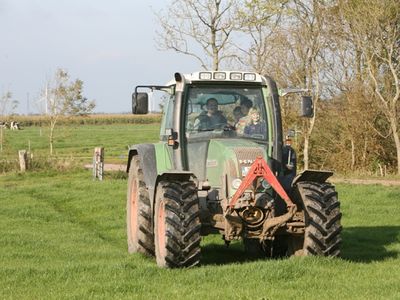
[10,121,21,130]
[0,121,9,129]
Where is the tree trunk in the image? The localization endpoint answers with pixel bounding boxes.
[49,120,56,156]
[50,132,53,155]
[389,118,400,175]
[303,134,309,170]
[362,139,367,169]
[395,135,400,175]
[213,48,219,70]
[0,126,3,152]
[351,138,355,171]
[211,29,218,71]
[303,57,318,171]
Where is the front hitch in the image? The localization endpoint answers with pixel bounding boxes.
[228,156,295,210]
[223,156,298,241]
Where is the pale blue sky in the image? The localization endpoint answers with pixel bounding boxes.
[0,0,198,114]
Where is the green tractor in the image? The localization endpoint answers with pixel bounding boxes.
[127,71,341,268]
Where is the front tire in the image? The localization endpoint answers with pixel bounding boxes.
[127,156,154,256]
[154,180,201,268]
[290,182,342,257]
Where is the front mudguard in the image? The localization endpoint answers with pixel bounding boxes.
[292,170,334,186]
[276,169,333,214]
[154,171,198,208]
[290,169,334,209]
[279,169,334,194]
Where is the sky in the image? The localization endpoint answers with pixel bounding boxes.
[0,0,198,114]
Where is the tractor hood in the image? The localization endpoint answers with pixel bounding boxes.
[186,138,271,191]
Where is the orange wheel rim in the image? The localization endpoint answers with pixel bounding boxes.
[130,177,138,241]
[157,200,167,258]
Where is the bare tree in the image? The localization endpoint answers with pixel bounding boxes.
[41,69,96,155]
[235,0,287,73]
[320,3,385,173]
[0,90,18,117]
[0,90,18,152]
[339,0,400,174]
[156,0,238,70]
[266,0,327,170]
[238,0,331,170]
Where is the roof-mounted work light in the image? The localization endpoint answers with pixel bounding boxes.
[230,72,242,80]
[199,72,212,80]
[213,72,226,80]
[243,73,256,81]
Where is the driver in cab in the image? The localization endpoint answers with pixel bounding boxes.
[194,98,227,131]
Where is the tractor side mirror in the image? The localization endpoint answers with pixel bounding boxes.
[287,129,295,138]
[300,96,314,118]
[132,92,149,114]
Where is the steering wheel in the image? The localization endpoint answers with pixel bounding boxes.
[222,124,236,131]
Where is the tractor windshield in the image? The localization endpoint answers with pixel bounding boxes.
[185,85,271,142]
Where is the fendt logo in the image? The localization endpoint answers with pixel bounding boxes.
[239,159,255,165]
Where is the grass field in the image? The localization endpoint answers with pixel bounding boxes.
[0,124,160,172]
[1,123,400,299]
[1,169,399,299]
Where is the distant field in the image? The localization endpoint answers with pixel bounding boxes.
[0,123,160,172]
[8,114,162,127]
[0,170,399,299]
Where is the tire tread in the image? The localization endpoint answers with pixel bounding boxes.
[155,180,201,268]
[296,182,342,257]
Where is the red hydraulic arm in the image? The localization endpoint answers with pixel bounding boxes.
[228,156,294,209]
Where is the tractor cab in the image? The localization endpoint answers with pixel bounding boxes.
[132,71,313,186]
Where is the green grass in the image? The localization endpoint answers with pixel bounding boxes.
[0,124,160,169]
[1,171,399,299]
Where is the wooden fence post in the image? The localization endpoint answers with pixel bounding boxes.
[18,150,28,172]
[93,147,104,180]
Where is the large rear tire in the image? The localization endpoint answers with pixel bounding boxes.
[154,180,201,268]
[290,182,342,256]
[127,156,154,256]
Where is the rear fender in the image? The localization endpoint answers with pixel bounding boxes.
[127,144,158,202]
[155,171,196,185]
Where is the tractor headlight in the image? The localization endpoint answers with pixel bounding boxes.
[241,166,251,177]
[232,178,242,189]
[261,179,271,190]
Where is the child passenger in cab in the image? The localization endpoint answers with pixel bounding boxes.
[235,98,253,135]
[244,108,266,138]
